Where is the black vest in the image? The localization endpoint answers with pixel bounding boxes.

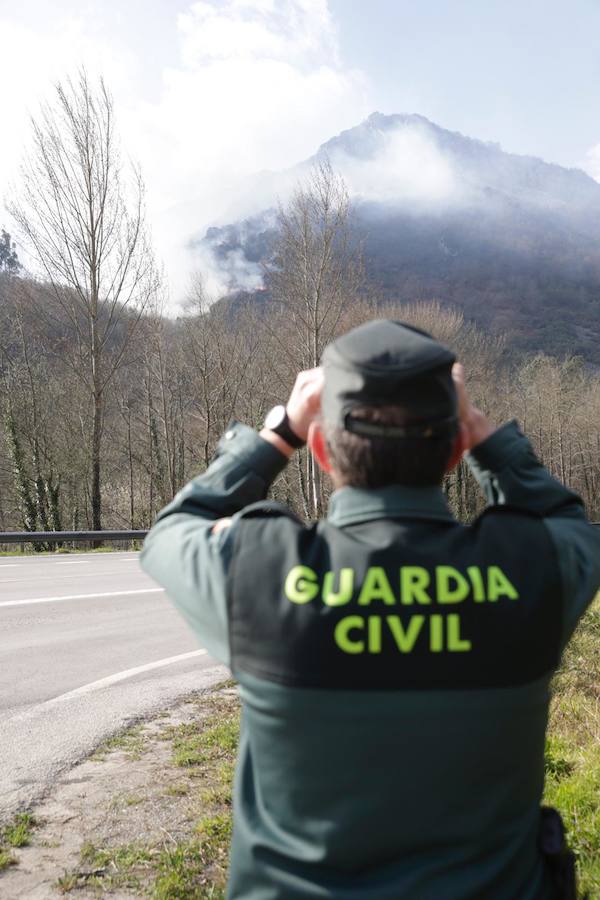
[227,503,563,690]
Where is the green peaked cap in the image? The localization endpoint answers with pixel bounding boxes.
[321,320,458,438]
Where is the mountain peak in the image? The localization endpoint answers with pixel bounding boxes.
[316,112,435,161]
[196,112,600,362]
[313,111,599,209]
[365,111,432,128]
[317,111,499,162]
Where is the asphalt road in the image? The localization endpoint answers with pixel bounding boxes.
[0,551,226,822]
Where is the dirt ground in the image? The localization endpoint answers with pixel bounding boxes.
[0,683,239,899]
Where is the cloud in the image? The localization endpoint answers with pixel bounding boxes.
[1,1,369,308]
[124,0,369,306]
[0,17,138,184]
[0,13,141,271]
[177,0,338,67]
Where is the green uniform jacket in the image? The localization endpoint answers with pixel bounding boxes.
[141,420,600,899]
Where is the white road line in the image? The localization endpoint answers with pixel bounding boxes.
[44,650,208,705]
[0,554,138,564]
[56,561,90,565]
[0,572,145,586]
[0,565,20,568]
[0,588,164,608]
[10,650,208,722]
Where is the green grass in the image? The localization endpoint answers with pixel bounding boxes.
[170,716,239,770]
[0,813,36,872]
[91,724,149,761]
[109,793,147,810]
[80,840,154,869]
[0,545,142,557]
[150,701,238,895]
[2,813,35,848]
[55,871,80,893]
[0,848,17,872]
[55,842,155,893]
[152,815,231,900]
[545,598,600,897]
[56,696,239,896]
[164,783,190,798]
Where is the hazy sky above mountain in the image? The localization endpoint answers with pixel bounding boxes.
[1,0,600,302]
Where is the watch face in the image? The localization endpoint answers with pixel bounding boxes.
[265,405,286,430]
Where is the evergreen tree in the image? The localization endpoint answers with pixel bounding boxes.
[0,229,21,274]
[4,408,37,532]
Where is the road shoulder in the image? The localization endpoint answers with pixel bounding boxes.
[0,679,240,899]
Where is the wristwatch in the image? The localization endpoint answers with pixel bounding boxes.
[264,405,305,449]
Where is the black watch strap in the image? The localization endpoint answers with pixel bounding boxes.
[264,406,306,449]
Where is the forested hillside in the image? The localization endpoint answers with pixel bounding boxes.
[3,96,600,536]
[2,269,600,535]
[199,113,600,361]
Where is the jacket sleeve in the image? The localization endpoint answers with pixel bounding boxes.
[140,422,289,665]
[466,420,600,647]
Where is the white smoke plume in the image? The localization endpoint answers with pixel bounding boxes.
[326,124,461,208]
[583,144,600,183]
[195,119,468,298]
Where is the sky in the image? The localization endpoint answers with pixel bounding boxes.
[1,0,600,304]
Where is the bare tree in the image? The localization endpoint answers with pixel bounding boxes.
[267,159,363,516]
[8,70,159,529]
[268,159,362,369]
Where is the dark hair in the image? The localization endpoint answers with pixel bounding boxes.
[323,406,458,489]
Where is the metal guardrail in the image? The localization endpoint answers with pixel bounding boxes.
[2,524,600,545]
[0,530,148,544]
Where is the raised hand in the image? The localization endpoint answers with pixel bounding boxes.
[285,367,325,443]
[452,363,496,452]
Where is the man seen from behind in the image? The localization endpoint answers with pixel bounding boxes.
[141,319,600,899]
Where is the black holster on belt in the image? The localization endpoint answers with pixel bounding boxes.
[538,806,581,900]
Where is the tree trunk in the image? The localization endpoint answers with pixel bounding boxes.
[126,406,135,529]
[91,388,102,532]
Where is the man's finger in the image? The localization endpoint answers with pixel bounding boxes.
[452,363,468,419]
[307,368,325,397]
[299,366,324,387]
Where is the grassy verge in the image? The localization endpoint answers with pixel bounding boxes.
[150,703,238,899]
[57,693,239,897]
[0,544,142,557]
[545,598,600,897]
[90,723,150,762]
[0,814,36,871]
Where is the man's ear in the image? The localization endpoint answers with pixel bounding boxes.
[445,422,468,473]
[308,421,332,474]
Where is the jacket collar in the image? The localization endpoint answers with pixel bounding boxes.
[327,484,454,527]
